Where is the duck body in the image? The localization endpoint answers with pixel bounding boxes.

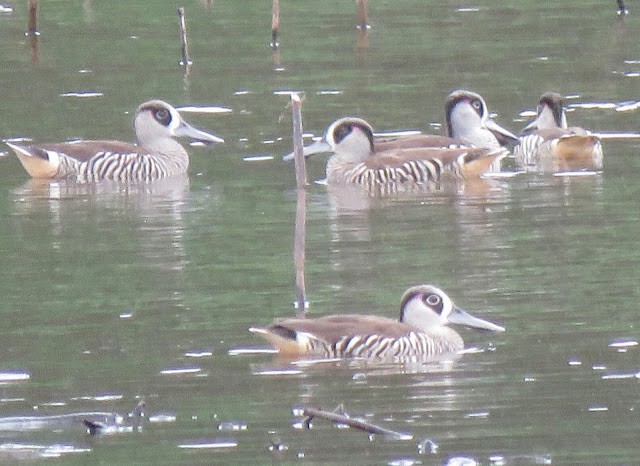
[6,100,224,182]
[7,139,189,182]
[250,284,505,360]
[325,144,507,185]
[251,314,463,358]
[514,92,603,173]
[307,117,508,187]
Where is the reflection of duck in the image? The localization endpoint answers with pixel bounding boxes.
[515,92,603,173]
[13,174,195,274]
[289,117,508,186]
[5,100,224,181]
[250,284,504,359]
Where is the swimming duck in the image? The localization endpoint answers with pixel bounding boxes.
[514,92,603,172]
[5,100,224,181]
[294,117,508,185]
[284,90,517,162]
[250,284,505,359]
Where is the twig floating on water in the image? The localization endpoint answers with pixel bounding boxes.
[177,7,192,65]
[302,406,413,440]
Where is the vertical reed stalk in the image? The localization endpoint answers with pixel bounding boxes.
[356,0,369,29]
[271,0,280,47]
[27,0,40,62]
[291,94,306,189]
[291,93,307,317]
[177,7,192,65]
[294,186,307,318]
[27,0,39,36]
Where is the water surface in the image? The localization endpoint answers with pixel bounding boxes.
[0,0,639,463]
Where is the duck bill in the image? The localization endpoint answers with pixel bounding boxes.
[447,307,505,332]
[484,118,519,145]
[282,139,332,161]
[521,117,539,134]
[174,121,224,144]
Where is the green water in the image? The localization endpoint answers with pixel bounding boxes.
[0,0,639,463]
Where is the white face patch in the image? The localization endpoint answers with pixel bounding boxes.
[326,118,372,148]
[167,106,183,135]
[437,290,455,322]
[339,129,371,159]
[325,118,374,161]
[450,101,485,136]
[402,286,453,330]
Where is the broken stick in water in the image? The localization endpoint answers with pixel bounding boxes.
[302,406,413,440]
[356,0,370,29]
[27,0,39,36]
[271,0,280,48]
[617,0,629,15]
[177,7,192,65]
[290,93,306,189]
[293,183,307,318]
[26,0,40,62]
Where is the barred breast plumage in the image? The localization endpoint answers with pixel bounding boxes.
[5,100,224,182]
[250,284,505,360]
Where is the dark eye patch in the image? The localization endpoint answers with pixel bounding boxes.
[154,108,172,126]
[334,123,352,144]
[423,293,444,313]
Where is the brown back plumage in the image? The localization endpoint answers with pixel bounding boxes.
[375,134,469,152]
[26,141,145,163]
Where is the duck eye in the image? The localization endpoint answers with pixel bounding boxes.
[425,294,441,306]
[472,99,482,110]
[154,108,171,125]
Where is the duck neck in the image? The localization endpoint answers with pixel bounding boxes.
[537,105,566,129]
[326,132,374,182]
[142,137,190,173]
[449,106,499,149]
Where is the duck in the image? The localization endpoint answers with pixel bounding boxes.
[250,284,505,359]
[283,89,517,162]
[291,117,508,185]
[514,92,603,173]
[5,100,224,181]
